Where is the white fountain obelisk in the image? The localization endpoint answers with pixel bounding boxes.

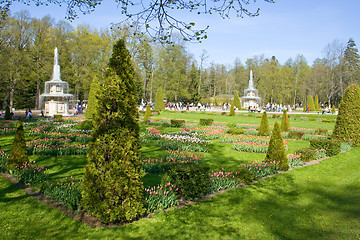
[39,47,74,116]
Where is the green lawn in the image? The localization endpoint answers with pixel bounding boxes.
[1,113,359,239]
[1,147,359,239]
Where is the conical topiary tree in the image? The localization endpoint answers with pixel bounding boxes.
[264,122,289,171]
[314,94,319,110]
[7,121,28,171]
[331,105,336,114]
[4,105,11,120]
[84,76,101,120]
[307,95,315,111]
[281,110,290,132]
[82,39,145,224]
[144,104,151,122]
[154,87,165,111]
[332,83,360,146]
[229,104,235,116]
[233,91,241,110]
[258,111,270,136]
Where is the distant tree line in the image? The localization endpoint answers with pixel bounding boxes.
[1,11,359,110]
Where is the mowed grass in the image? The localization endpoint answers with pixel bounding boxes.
[1,147,359,239]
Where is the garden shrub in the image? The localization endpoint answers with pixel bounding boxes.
[288,131,304,140]
[331,105,336,113]
[307,95,315,111]
[75,120,93,131]
[227,128,245,135]
[332,83,360,146]
[322,119,331,123]
[221,112,227,115]
[53,114,63,120]
[314,94,319,110]
[144,104,151,123]
[258,111,270,136]
[155,87,165,111]
[229,104,235,116]
[170,119,185,128]
[4,105,11,120]
[199,118,213,126]
[264,122,289,171]
[281,110,290,132]
[295,148,317,162]
[85,76,101,120]
[233,91,241,109]
[7,121,28,171]
[82,39,145,224]
[314,128,328,135]
[310,139,341,156]
[163,164,211,200]
[226,123,236,128]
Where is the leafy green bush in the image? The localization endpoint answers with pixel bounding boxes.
[53,115,63,120]
[7,121,28,171]
[340,142,351,152]
[229,104,235,116]
[4,106,11,120]
[264,122,289,171]
[226,123,236,128]
[163,164,211,200]
[288,131,305,140]
[281,110,290,132]
[75,120,93,131]
[144,104,151,123]
[295,148,317,162]
[227,128,245,135]
[233,91,241,109]
[170,119,185,128]
[314,128,328,135]
[258,111,270,136]
[310,139,341,156]
[221,112,227,115]
[199,118,214,126]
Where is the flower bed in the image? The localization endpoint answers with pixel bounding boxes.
[144,183,179,213]
[158,133,210,152]
[27,138,89,155]
[141,150,202,173]
[241,161,278,179]
[180,127,225,140]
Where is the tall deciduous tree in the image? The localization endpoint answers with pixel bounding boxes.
[82,39,145,223]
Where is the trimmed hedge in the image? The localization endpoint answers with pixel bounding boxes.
[199,118,214,126]
[53,114,63,120]
[310,139,341,157]
[227,128,245,135]
[163,164,211,200]
[295,148,317,162]
[170,119,185,128]
[288,131,305,140]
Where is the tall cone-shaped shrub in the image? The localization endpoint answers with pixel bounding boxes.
[154,87,165,111]
[229,104,235,116]
[265,122,289,171]
[7,121,28,170]
[144,104,151,122]
[233,91,241,109]
[314,94,319,110]
[332,83,360,146]
[258,111,270,136]
[281,110,290,132]
[307,95,315,111]
[82,39,145,224]
[85,76,101,120]
[4,105,11,120]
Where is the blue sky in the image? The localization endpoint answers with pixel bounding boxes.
[10,0,360,67]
